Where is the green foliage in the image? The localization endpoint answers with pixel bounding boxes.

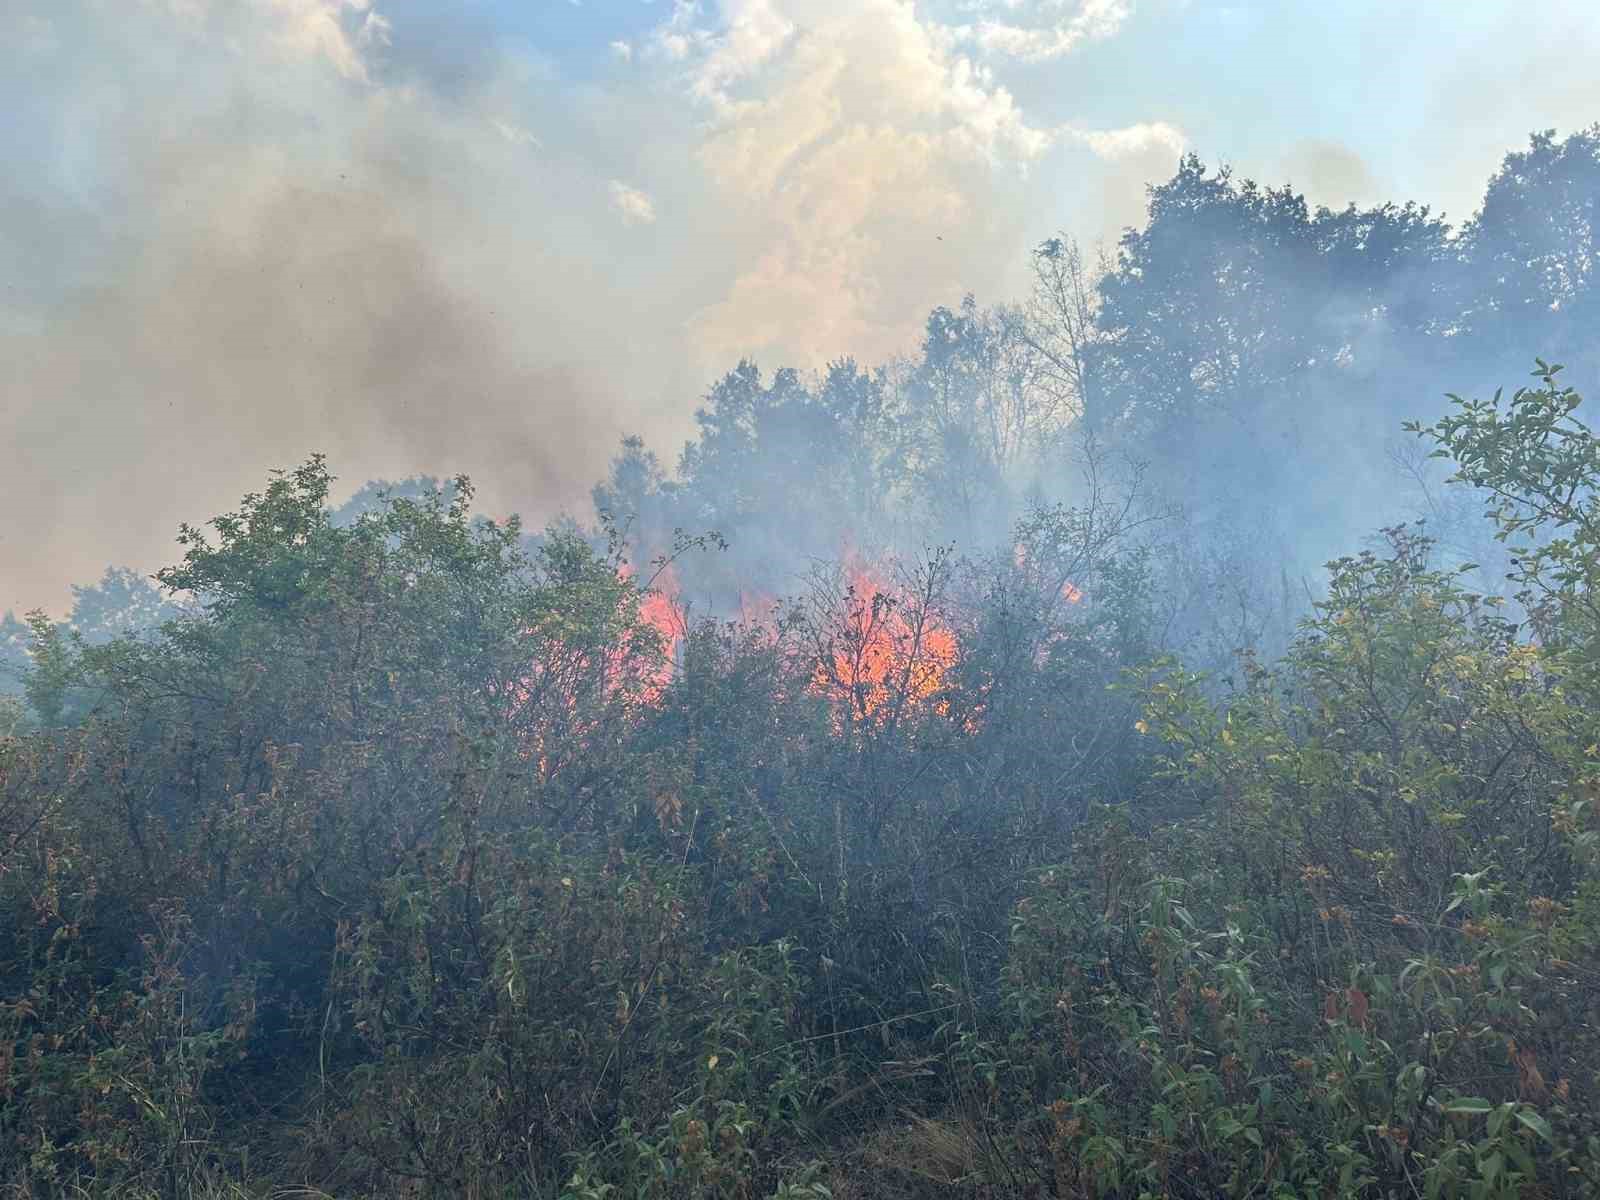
[1411,361,1600,691]
[8,362,1600,1198]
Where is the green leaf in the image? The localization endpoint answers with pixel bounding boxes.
[1512,1108,1553,1143]
[1481,1151,1503,1185]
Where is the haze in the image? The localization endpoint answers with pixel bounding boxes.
[5,0,1600,614]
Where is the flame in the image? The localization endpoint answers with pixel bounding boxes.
[1013,541,1084,606]
[810,557,959,724]
[631,562,686,646]
[512,543,1067,772]
[737,587,779,626]
[502,559,688,788]
[620,561,685,703]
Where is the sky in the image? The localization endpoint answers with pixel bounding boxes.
[4,0,1600,615]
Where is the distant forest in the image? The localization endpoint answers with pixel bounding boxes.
[2,128,1599,1199]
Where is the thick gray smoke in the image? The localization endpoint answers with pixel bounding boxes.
[2,1,708,614]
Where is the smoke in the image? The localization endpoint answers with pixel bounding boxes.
[1282,139,1381,210]
[3,1,692,611]
[3,0,1155,614]
[8,0,1599,621]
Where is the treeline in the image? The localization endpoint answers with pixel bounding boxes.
[0,130,1598,1198]
[594,127,1600,620]
[9,126,1600,679]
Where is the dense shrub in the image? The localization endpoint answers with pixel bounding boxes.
[4,368,1600,1197]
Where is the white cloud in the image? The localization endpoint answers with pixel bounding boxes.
[149,0,392,81]
[646,0,1088,365]
[942,0,1133,62]
[1061,120,1186,160]
[609,180,658,225]
[609,39,633,61]
[671,0,1053,160]
[687,0,797,107]
[649,0,706,62]
[264,0,391,82]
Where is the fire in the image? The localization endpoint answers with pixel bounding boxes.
[1014,541,1084,606]
[510,543,1069,762]
[810,557,959,725]
[631,563,686,648]
[737,587,779,626]
[620,561,685,702]
[504,559,686,787]
[500,534,1085,796]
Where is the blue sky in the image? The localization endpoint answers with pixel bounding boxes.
[3,0,1599,612]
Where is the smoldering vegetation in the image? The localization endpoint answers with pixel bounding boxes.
[2,128,1600,1198]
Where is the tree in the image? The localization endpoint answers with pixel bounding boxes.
[1022,234,1108,433]
[593,434,677,558]
[1458,127,1600,387]
[897,295,1065,543]
[328,474,464,527]
[609,359,903,600]
[66,566,182,645]
[0,456,698,1188]
[1095,156,1451,478]
[1410,360,1600,694]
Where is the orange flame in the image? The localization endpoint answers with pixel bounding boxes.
[737,587,779,627]
[810,557,959,724]
[620,561,685,703]
[506,560,686,787]
[1014,542,1084,606]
